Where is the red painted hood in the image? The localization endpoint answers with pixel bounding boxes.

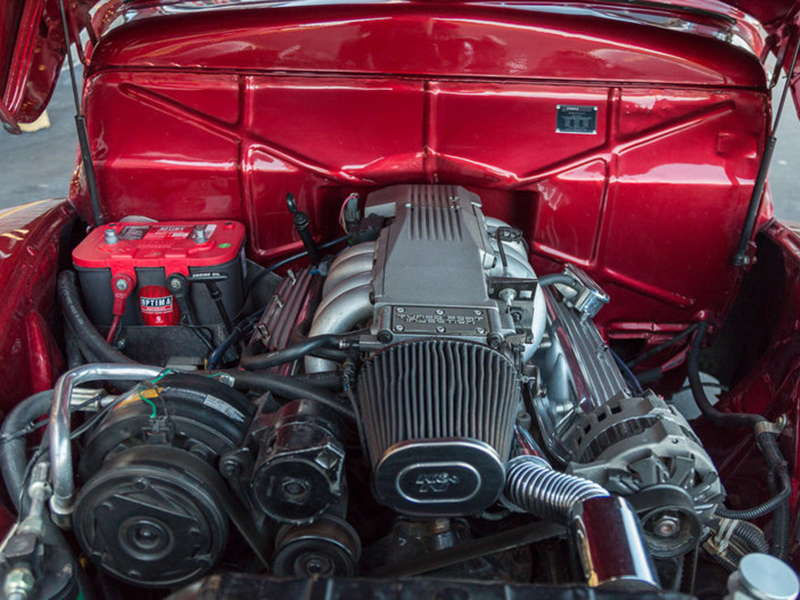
[0,0,799,133]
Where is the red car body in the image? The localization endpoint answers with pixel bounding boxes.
[2,0,800,594]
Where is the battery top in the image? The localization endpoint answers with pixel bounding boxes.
[73,221,246,275]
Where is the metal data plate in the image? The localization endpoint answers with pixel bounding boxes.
[556,105,598,134]
[391,306,489,336]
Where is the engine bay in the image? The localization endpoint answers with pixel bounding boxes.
[2,183,794,599]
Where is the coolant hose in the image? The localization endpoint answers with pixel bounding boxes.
[57,271,138,365]
[0,390,53,511]
[240,334,344,371]
[219,371,355,422]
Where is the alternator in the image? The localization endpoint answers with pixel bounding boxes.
[565,392,724,557]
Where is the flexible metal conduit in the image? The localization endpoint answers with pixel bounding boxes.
[505,455,658,590]
[505,455,609,523]
[49,364,163,522]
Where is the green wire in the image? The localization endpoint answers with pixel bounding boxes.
[137,390,158,419]
[136,368,173,418]
[149,368,174,385]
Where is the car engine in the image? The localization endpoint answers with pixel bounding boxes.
[2,183,786,598]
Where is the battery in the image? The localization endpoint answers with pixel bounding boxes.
[72,220,246,328]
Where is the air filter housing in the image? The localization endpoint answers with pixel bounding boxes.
[358,338,519,516]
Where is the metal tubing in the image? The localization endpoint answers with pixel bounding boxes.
[306,285,373,372]
[528,284,547,358]
[323,252,374,296]
[49,364,163,521]
[488,238,530,271]
[570,496,658,590]
[327,242,375,275]
[487,252,535,278]
[315,271,372,317]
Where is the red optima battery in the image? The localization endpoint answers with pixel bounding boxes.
[72,221,246,328]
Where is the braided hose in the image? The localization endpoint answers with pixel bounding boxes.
[504,455,609,523]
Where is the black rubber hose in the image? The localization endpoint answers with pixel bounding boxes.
[495,228,509,272]
[769,489,791,560]
[715,434,791,520]
[12,450,93,599]
[240,334,344,371]
[688,322,764,430]
[57,270,138,365]
[291,371,344,391]
[219,371,355,422]
[690,321,792,549]
[537,273,577,287]
[627,323,699,368]
[732,520,770,555]
[0,390,53,511]
[65,322,105,364]
[64,325,85,369]
[709,550,737,573]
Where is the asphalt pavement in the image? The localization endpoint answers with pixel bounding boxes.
[2,67,800,222]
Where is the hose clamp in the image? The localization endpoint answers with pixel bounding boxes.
[754,416,786,436]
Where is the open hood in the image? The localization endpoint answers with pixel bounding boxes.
[1,0,800,133]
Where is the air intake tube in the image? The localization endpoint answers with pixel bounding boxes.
[505,455,658,590]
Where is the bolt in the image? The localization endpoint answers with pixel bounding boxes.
[377,330,393,344]
[436,326,446,333]
[476,327,486,335]
[281,477,311,505]
[284,481,307,495]
[3,567,35,600]
[192,227,207,244]
[169,278,181,290]
[488,333,503,348]
[653,514,681,538]
[220,456,241,478]
[114,278,129,291]
[499,288,517,307]
[394,324,405,332]
[435,309,444,315]
[474,310,482,316]
[396,307,405,314]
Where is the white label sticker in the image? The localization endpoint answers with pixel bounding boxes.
[202,395,245,423]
